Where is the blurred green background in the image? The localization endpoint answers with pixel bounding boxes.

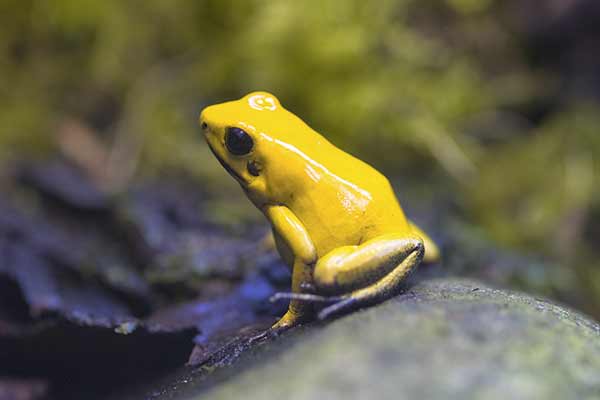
[1,0,599,316]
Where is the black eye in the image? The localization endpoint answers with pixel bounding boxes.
[225,127,253,156]
[201,122,208,130]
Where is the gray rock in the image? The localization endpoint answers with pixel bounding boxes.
[201,278,600,400]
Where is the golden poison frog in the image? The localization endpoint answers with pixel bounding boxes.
[200,92,440,332]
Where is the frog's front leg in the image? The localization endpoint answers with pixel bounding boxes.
[265,205,317,331]
[313,234,424,319]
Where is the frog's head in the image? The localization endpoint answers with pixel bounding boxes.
[199,91,307,199]
[199,91,283,185]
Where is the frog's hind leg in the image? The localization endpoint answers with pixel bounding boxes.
[314,235,424,319]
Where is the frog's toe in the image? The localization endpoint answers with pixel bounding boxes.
[269,292,341,303]
[317,297,358,320]
[248,328,279,345]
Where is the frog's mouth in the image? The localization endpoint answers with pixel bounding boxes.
[207,142,247,185]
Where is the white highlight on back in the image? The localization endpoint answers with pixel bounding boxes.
[259,132,373,203]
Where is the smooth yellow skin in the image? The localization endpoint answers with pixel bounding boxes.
[200,92,440,330]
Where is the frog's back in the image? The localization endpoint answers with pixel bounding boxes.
[277,135,413,255]
[229,92,413,253]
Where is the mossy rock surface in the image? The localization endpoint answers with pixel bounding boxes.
[199,278,600,400]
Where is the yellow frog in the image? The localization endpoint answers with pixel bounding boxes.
[200,92,440,332]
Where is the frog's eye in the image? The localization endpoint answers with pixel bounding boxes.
[225,127,254,156]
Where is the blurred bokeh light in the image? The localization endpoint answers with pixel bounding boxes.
[1,0,599,315]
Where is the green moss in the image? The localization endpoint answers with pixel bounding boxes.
[194,279,600,400]
[1,1,600,314]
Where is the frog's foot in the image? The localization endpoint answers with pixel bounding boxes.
[269,292,356,321]
[317,297,358,320]
[248,327,280,345]
[248,312,309,345]
[269,292,343,304]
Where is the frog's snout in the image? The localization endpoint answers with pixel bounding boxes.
[199,108,208,127]
[199,105,221,135]
[199,116,214,143]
